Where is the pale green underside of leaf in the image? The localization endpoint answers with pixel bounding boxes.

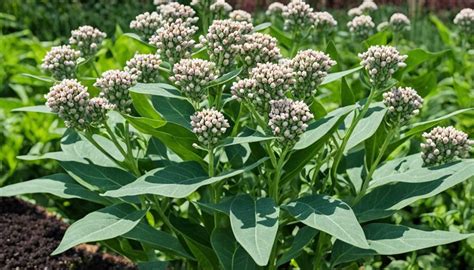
[12,104,53,114]
[211,228,257,270]
[321,66,363,86]
[331,223,473,266]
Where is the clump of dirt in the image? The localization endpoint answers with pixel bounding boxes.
[0,197,137,270]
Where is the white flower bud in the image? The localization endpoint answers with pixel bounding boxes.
[422,126,472,166]
[41,45,81,80]
[69,25,106,57]
[125,53,162,83]
[94,70,137,113]
[191,108,230,147]
[269,99,314,144]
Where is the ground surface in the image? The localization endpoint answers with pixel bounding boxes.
[0,197,137,270]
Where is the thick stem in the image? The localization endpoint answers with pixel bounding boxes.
[313,232,328,270]
[104,121,140,176]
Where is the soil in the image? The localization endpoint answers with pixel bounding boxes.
[0,197,137,270]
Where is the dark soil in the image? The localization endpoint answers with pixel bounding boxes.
[0,197,137,270]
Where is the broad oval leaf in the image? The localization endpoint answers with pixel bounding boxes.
[52,203,146,255]
[354,159,474,222]
[130,83,185,100]
[104,158,267,198]
[218,129,275,148]
[331,223,473,266]
[230,195,279,266]
[276,226,318,266]
[211,228,257,270]
[252,22,272,32]
[283,195,369,249]
[320,66,362,86]
[206,68,242,89]
[122,32,156,48]
[12,105,53,114]
[20,73,55,83]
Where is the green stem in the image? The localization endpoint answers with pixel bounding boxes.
[330,87,376,192]
[90,59,100,77]
[104,121,140,176]
[270,146,289,203]
[313,232,328,270]
[152,196,175,233]
[83,131,123,168]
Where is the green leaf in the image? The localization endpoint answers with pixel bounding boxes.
[0,173,106,204]
[138,261,168,270]
[321,66,362,86]
[52,203,146,255]
[122,32,156,48]
[12,105,53,114]
[270,26,292,49]
[283,195,369,249]
[354,159,474,222]
[252,22,272,32]
[123,222,193,259]
[331,223,474,266]
[326,40,342,72]
[218,129,274,148]
[340,77,355,107]
[230,195,279,266]
[363,30,391,47]
[20,73,55,83]
[207,68,242,89]
[130,83,185,99]
[429,15,454,46]
[104,158,267,198]
[150,95,195,129]
[277,227,318,266]
[211,228,257,270]
[401,48,450,73]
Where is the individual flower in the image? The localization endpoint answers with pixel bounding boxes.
[290,49,336,99]
[86,97,116,125]
[149,19,198,64]
[199,19,253,73]
[69,25,106,57]
[232,33,281,69]
[130,12,162,39]
[229,10,252,23]
[348,7,362,17]
[45,79,89,129]
[159,2,198,25]
[125,53,162,83]
[283,0,315,32]
[383,87,423,125]
[347,15,375,39]
[41,45,81,80]
[390,13,411,32]
[313,11,338,32]
[94,70,137,113]
[421,126,473,166]
[191,108,230,147]
[454,8,474,35]
[269,99,314,144]
[170,59,219,102]
[266,2,286,17]
[358,45,407,87]
[358,0,378,14]
[210,0,232,19]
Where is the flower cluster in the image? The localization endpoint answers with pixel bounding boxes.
[383,87,423,125]
[266,2,286,17]
[125,53,162,83]
[421,126,473,166]
[269,99,314,144]
[191,108,230,147]
[150,19,198,64]
[454,8,474,34]
[232,33,281,69]
[46,79,114,129]
[377,21,390,32]
[199,19,253,73]
[231,78,257,102]
[154,0,172,5]
[159,2,198,25]
[291,49,336,99]
[41,45,81,80]
[210,0,232,19]
[229,10,252,23]
[94,70,137,113]
[347,15,375,39]
[130,12,162,39]
[358,0,378,13]
[69,25,106,57]
[358,45,407,87]
[170,59,219,102]
[348,8,362,17]
[390,13,410,32]
[313,12,338,32]
[283,0,315,32]
[190,0,213,11]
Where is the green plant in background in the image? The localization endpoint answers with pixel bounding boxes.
[0,0,473,269]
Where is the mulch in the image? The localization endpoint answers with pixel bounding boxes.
[0,197,137,270]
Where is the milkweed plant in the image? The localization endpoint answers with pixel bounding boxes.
[2,0,474,269]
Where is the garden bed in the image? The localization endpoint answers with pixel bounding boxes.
[0,197,137,270]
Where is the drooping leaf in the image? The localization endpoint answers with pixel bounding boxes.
[0,173,106,204]
[130,83,185,99]
[277,226,318,266]
[340,77,355,107]
[207,68,242,89]
[218,129,275,148]
[363,30,391,47]
[252,22,272,32]
[283,195,369,249]
[211,228,257,270]
[52,204,146,255]
[230,195,279,266]
[20,73,55,83]
[354,159,474,222]
[12,105,53,114]
[151,95,195,129]
[321,66,362,86]
[400,48,450,73]
[331,223,473,266]
[429,15,454,46]
[122,32,156,48]
[104,158,267,198]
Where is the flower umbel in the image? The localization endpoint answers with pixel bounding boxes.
[210,0,232,19]
[266,2,286,17]
[358,45,407,87]
[170,59,219,102]
[383,87,423,125]
[41,45,81,80]
[283,0,314,32]
[69,25,106,57]
[233,33,281,69]
[94,70,137,113]
[130,12,162,39]
[191,108,230,147]
[454,8,474,35]
[291,49,336,99]
[358,0,378,14]
[229,10,253,23]
[347,15,375,39]
[125,53,162,83]
[421,126,473,166]
[269,99,314,144]
[313,12,338,32]
[86,97,116,125]
[159,2,198,25]
[390,13,410,32]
